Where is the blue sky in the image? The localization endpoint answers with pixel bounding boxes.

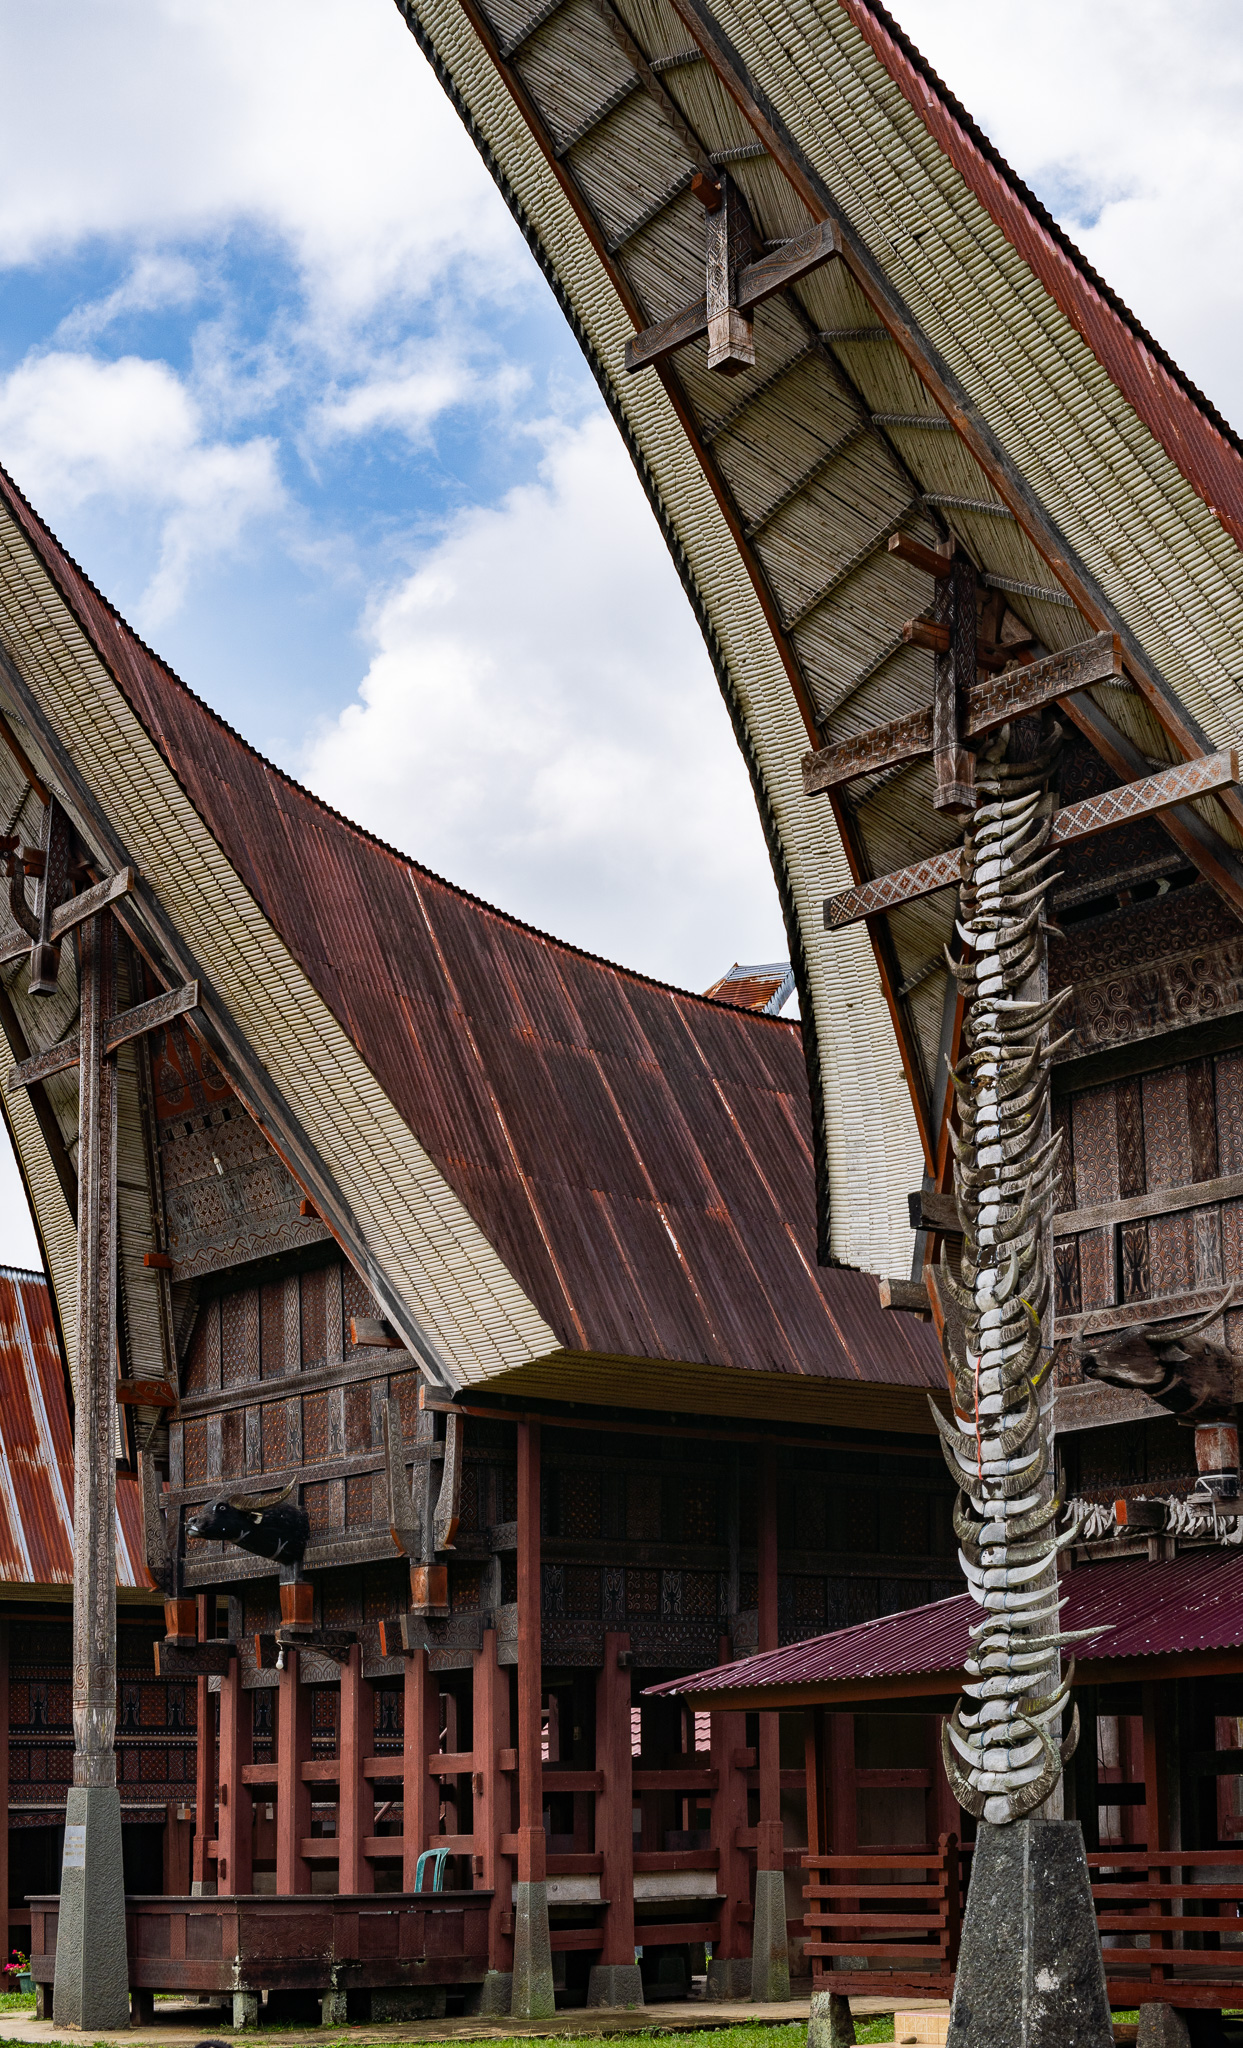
[0,0,1239,1264]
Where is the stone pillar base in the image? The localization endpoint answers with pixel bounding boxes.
[510,1879,555,2019]
[707,1956,753,2000]
[465,1971,514,2015]
[751,1866,791,2001]
[322,1987,349,2026]
[947,1818,1112,2048]
[51,1783,130,2029]
[808,1989,856,2047]
[586,1962,644,2008]
[232,1989,260,2030]
[191,1877,218,1896]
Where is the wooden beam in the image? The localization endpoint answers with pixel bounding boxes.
[909,1190,959,1235]
[932,556,975,812]
[889,532,952,578]
[878,1278,930,1314]
[1054,1168,1243,1239]
[1058,1283,1238,1343]
[0,866,135,967]
[7,978,198,1091]
[625,220,841,370]
[824,748,1240,929]
[802,633,1121,796]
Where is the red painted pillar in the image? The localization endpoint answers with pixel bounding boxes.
[275,1652,312,1894]
[338,1643,374,1894]
[516,1421,545,1887]
[0,1621,9,1949]
[594,1632,637,1982]
[473,1627,513,1975]
[756,1447,782,1870]
[402,1648,440,1892]
[192,1595,217,1892]
[217,1658,252,1895]
[709,1699,751,1993]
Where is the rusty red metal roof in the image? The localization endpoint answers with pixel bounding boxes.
[0,465,944,1397]
[651,1550,1243,1699]
[0,1266,147,1590]
[702,963,795,1015]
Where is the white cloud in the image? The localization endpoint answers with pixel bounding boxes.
[55,252,203,345]
[0,1,529,329]
[894,0,1243,425]
[300,411,783,990]
[0,350,283,622]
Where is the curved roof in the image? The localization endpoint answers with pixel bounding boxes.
[0,462,943,1425]
[386,0,1243,1276]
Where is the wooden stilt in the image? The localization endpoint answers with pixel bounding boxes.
[163,1795,191,1894]
[192,1595,217,1893]
[709,1702,750,1985]
[276,1652,312,1893]
[0,1621,9,1953]
[52,911,129,2028]
[402,1648,439,1892]
[592,1629,639,2001]
[511,1420,553,2017]
[473,1627,514,1979]
[338,1643,374,1894]
[756,1447,782,1868]
[1142,1680,1170,1851]
[217,1659,252,1895]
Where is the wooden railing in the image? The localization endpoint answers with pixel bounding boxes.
[803,1843,1243,2011]
[802,1837,963,1999]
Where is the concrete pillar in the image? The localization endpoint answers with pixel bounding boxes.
[511,1421,554,2020]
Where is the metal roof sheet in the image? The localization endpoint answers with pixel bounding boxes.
[651,1550,1243,1697]
[0,1266,147,1590]
[0,468,943,1403]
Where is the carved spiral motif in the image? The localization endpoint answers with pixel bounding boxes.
[932,726,1092,1825]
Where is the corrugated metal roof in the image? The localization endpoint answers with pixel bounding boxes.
[0,468,943,1402]
[0,1266,147,1590]
[652,1550,1243,1698]
[703,962,795,1014]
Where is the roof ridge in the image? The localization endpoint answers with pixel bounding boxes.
[0,460,797,1027]
[852,0,1243,466]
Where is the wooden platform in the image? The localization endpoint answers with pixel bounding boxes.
[29,1890,493,2003]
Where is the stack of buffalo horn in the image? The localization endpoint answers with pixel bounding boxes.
[932,724,1094,1824]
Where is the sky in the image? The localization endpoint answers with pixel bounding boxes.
[0,0,1238,1265]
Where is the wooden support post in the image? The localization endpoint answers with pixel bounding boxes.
[163,1794,191,1895]
[751,1449,789,2001]
[0,1621,8,1952]
[704,174,754,373]
[827,1713,857,1856]
[932,556,976,812]
[472,1627,513,1985]
[1142,1681,1171,1851]
[53,910,129,2029]
[338,1642,374,1895]
[590,1630,642,2005]
[511,1419,554,2017]
[709,1701,751,1995]
[805,1708,822,1858]
[217,1659,252,1896]
[192,1595,217,1894]
[275,1652,312,1894]
[402,1648,439,1892]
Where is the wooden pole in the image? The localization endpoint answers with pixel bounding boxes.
[53,910,129,2028]
[402,1648,439,1892]
[217,1661,252,1895]
[276,1652,312,1893]
[338,1643,374,1895]
[192,1596,217,1893]
[473,1627,514,1986]
[511,1420,553,2017]
[0,1621,8,1957]
[709,1697,751,1992]
[751,1447,789,1999]
[591,1630,641,2002]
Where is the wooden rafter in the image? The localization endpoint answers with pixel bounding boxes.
[824,749,1241,929]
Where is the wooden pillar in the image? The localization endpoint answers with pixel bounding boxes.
[192,1596,217,1893]
[0,1621,8,1955]
[595,1632,636,1970]
[511,1419,553,2017]
[402,1648,440,1891]
[756,1447,782,1867]
[275,1652,312,1893]
[217,1661,252,1895]
[163,1795,191,1894]
[53,910,129,2028]
[709,1703,751,1983]
[338,1643,374,1895]
[1143,1681,1171,1851]
[516,1421,545,1885]
[804,1708,822,1857]
[473,1627,513,1975]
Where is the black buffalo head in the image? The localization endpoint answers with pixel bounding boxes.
[1071,1284,1238,1423]
[186,1481,309,1564]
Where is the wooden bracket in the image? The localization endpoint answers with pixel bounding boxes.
[154,1639,234,1677]
[384,1395,420,1559]
[118,1377,177,1410]
[433,1411,463,1553]
[7,976,197,1092]
[625,217,841,372]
